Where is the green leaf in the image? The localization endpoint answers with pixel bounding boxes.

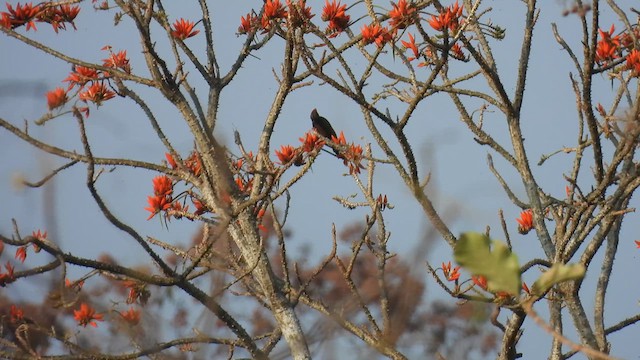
[454,232,521,295]
[531,263,586,296]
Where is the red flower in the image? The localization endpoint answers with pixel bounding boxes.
[152,175,173,197]
[73,303,104,327]
[32,229,47,241]
[330,132,363,173]
[145,195,172,220]
[36,4,80,32]
[120,307,141,325]
[64,66,100,89]
[15,247,27,263]
[10,305,24,323]
[1,2,41,31]
[428,0,463,32]
[595,25,620,65]
[192,198,206,215]
[361,23,392,48]
[185,151,202,176]
[442,261,460,282]
[261,0,287,30]
[46,87,67,110]
[103,49,131,74]
[331,130,347,146]
[275,145,297,164]
[299,131,324,152]
[165,152,178,169]
[516,209,534,235]
[401,33,419,61]
[626,49,640,76]
[238,12,259,34]
[322,0,350,36]
[635,240,640,248]
[235,176,254,193]
[79,82,116,105]
[472,275,488,291]
[388,0,416,30]
[450,42,465,60]
[171,18,199,40]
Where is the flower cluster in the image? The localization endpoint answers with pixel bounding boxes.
[74,303,104,327]
[332,131,365,174]
[361,23,392,48]
[120,307,141,325]
[238,0,314,35]
[428,1,463,32]
[516,209,533,235]
[595,25,621,65]
[102,46,131,74]
[322,0,350,37]
[389,0,416,30]
[171,18,199,40]
[442,261,460,282]
[1,2,80,32]
[594,24,640,75]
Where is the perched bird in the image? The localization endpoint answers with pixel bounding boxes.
[310,108,337,140]
[310,108,341,157]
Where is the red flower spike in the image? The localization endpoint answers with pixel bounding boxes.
[121,307,141,325]
[635,240,640,249]
[1,2,41,31]
[595,25,621,65]
[388,0,416,30]
[36,4,81,32]
[401,33,419,61]
[15,247,27,263]
[516,209,534,235]
[74,303,104,327]
[275,145,297,164]
[472,275,488,291]
[322,0,350,36]
[299,131,324,152]
[238,12,259,34]
[261,0,287,30]
[63,66,100,89]
[152,175,173,197]
[626,49,640,76]
[145,195,172,220]
[428,0,463,32]
[46,87,67,110]
[171,18,199,40]
[165,152,178,169]
[79,82,116,105]
[361,23,392,48]
[103,49,131,74]
[442,261,461,282]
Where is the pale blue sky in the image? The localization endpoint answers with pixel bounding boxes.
[2,1,639,358]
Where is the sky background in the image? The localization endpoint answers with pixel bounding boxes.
[1,0,639,358]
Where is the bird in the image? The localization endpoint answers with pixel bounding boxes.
[310,108,341,157]
[310,108,337,140]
